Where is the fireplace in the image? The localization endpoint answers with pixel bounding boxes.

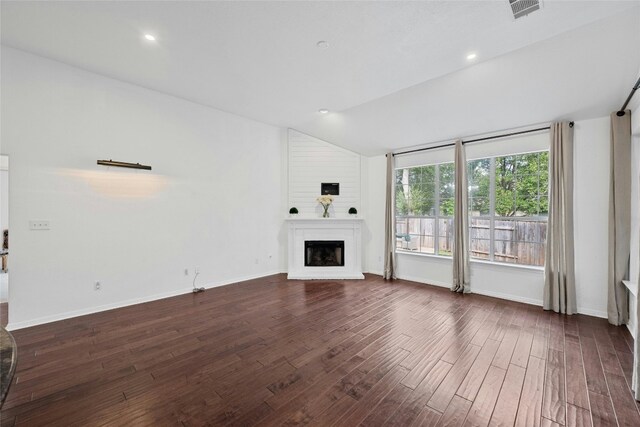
[305,240,345,267]
[287,218,363,279]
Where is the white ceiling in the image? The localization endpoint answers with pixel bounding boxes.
[2,1,640,155]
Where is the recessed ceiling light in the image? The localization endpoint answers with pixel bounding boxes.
[466,53,477,61]
[144,34,156,42]
[318,109,329,114]
[316,41,329,49]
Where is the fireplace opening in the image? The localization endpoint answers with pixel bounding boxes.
[305,240,345,267]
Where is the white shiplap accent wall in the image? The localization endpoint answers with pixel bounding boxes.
[288,129,361,218]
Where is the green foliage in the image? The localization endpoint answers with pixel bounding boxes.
[440,198,454,216]
[395,151,549,219]
[468,158,490,215]
[395,166,436,216]
[438,163,455,216]
[494,152,548,217]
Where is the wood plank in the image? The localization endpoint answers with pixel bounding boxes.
[603,372,640,426]
[386,360,452,427]
[457,339,500,401]
[427,344,481,412]
[489,364,526,426]
[565,334,590,409]
[580,335,609,396]
[412,406,442,426]
[511,329,534,368]
[359,382,414,427]
[587,391,617,426]
[566,403,592,427]
[334,365,409,426]
[491,325,520,370]
[541,348,565,425]
[463,365,506,427]
[540,418,562,427]
[436,395,473,427]
[514,355,546,427]
[530,315,550,360]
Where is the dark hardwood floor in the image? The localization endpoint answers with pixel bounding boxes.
[0,274,638,426]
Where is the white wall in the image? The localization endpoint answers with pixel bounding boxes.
[364,116,611,317]
[1,47,286,329]
[573,117,611,317]
[288,129,361,218]
[363,155,386,275]
[0,158,8,234]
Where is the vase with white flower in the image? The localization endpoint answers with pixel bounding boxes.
[317,194,334,218]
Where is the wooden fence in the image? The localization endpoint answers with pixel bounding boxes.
[396,216,546,266]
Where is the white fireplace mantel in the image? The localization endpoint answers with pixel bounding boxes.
[286,217,364,280]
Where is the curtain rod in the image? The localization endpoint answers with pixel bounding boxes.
[389,121,574,157]
[616,76,640,117]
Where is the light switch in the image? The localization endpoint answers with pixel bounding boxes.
[29,220,50,230]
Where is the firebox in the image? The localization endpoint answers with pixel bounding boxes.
[304,240,345,267]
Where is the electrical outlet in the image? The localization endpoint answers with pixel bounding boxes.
[195,267,200,274]
[184,268,189,276]
[95,281,101,291]
[29,220,50,230]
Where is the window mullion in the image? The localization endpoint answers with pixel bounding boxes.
[435,164,440,255]
[489,157,496,262]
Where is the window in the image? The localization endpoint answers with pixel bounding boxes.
[396,150,549,267]
[395,163,453,256]
[485,151,548,266]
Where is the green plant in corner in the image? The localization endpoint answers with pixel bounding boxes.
[348,207,358,215]
[289,207,298,214]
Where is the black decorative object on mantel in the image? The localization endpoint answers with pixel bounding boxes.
[348,207,358,215]
[289,207,299,215]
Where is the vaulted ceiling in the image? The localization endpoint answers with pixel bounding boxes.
[2,1,639,155]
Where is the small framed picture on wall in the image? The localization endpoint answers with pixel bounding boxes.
[321,183,339,195]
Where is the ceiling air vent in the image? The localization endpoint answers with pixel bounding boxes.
[509,0,541,19]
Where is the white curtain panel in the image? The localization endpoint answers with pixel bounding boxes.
[451,140,470,293]
[608,111,632,326]
[543,122,576,314]
[383,153,396,280]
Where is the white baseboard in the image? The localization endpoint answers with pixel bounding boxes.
[365,269,384,276]
[626,323,636,340]
[202,270,282,290]
[393,273,451,289]
[7,287,192,331]
[371,273,608,319]
[6,270,281,331]
[471,288,542,308]
[575,307,608,319]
